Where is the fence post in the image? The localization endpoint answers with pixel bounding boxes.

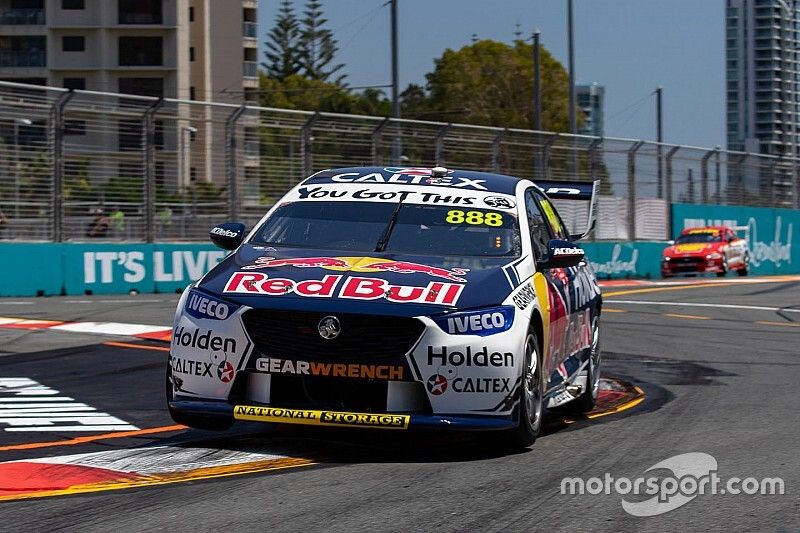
[142,98,164,244]
[700,149,713,205]
[301,112,319,178]
[587,137,603,183]
[491,128,507,173]
[714,146,721,203]
[434,123,452,166]
[225,104,247,221]
[51,89,76,243]
[665,145,680,235]
[371,118,390,165]
[627,141,644,241]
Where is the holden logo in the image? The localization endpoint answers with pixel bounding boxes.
[318,316,341,340]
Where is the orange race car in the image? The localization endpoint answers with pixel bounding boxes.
[661,226,749,278]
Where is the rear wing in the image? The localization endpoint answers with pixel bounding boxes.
[535,180,599,241]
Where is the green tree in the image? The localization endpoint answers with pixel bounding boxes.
[412,39,574,131]
[262,0,301,80]
[298,0,344,83]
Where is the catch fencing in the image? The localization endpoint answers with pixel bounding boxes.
[0,79,797,243]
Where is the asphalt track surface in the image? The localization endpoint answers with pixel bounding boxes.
[0,276,798,532]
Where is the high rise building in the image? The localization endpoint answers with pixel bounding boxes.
[576,83,605,137]
[0,0,258,186]
[726,0,799,157]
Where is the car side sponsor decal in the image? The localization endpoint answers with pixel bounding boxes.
[512,282,535,310]
[233,406,410,430]
[224,272,464,306]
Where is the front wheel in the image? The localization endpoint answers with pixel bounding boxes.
[737,255,749,276]
[505,330,544,448]
[716,257,728,277]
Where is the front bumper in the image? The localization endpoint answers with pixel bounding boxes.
[662,256,722,276]
[170,399,516,431]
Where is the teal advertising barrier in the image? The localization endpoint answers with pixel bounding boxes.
[582,241,666,280]
[0,243,227,297]
[671,203,798,276]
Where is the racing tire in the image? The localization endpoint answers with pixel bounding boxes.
[737,256,749,277]
[569,316,601,413]
[505,329,544,448]
[165,366,233,431]
[716,257,728,278]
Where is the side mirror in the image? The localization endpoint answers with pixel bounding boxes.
[539,239,585,269]
[209,222,245,250]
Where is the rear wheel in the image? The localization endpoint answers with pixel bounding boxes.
[570,316,601,413]
[166,365,233,431]
[505,330,544,448]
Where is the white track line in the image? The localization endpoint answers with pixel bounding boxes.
[606,300,800,314]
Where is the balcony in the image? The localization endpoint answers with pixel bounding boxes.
[0,50,45,67]
[243,61,257,78]
[243,21,257,39]
[0,8,44,25]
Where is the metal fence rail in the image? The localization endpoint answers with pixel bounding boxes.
[0,80,797,243]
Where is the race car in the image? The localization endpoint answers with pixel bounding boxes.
[661,226,749,278]
[167,166,602,447]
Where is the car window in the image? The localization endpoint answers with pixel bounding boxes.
[524,190,551,260]
[675,231,721,244]
[252,201,521,257]
[535,192,569,240]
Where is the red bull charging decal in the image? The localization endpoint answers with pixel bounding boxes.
[241,256,469,283]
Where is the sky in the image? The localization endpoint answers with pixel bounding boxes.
[258,0,725,149]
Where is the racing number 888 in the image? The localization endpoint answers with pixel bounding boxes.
[445,210,503,227]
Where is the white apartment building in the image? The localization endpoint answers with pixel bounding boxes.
[0,0,259,187]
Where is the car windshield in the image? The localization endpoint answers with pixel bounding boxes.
[675,232,721,244]
[251,201,521,257]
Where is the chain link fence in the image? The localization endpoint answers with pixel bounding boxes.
[1,79,797,243]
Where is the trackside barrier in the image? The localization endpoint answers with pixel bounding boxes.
[582,241,666,280]
[672,203,798,276]
[0,243,225,297]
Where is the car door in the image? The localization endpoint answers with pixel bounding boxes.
[725,229,744,266]
[531,189,595,383]
[524,188,574,387]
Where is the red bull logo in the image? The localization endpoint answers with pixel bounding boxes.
[242,257,351,270]
[223,272,464,306]
[241,256,469,283]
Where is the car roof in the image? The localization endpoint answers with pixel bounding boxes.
[680,226,729,234]
[302,166,524,195]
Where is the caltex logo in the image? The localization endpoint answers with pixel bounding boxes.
[426,374,448,395]
[217,361,235,383]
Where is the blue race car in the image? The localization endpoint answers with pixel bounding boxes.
[167,167,602,447]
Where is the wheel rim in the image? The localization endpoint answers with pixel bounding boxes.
[589,319,601,399]
[523,335,542,430]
